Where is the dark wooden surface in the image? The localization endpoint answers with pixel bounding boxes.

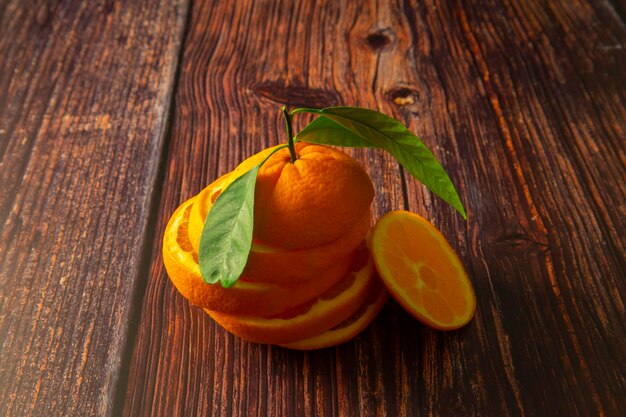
[1,0,624,416]
[0,0,188,416]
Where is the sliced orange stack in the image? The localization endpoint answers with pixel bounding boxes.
[163,144,387,348]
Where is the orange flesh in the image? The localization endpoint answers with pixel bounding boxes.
[371,211,475,330]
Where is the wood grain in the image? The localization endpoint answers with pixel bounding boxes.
[0,1,188,415]
[125,0,619,416]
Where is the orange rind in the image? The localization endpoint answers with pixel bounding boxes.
[253,143,374,249]
[241,211,369,284]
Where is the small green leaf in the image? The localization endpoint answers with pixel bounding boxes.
[295,115,377,148]
[199,165,259,288]
[297,107,466,219]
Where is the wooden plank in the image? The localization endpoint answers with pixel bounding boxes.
[123,0,625,416]
[0,1,189,416]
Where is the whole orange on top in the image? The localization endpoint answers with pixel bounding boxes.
[184,140,374,287]
[253,142,374,249]
[188,142,374,254]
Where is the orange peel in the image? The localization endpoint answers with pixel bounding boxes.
[253,143,374,249]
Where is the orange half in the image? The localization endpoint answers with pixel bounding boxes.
[370,210,476,330]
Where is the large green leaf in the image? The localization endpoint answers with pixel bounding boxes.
[199,165,259,288]
[299,107,466,219]
[295,115,377,148]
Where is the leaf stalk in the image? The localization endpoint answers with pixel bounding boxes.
[282,106,297,163]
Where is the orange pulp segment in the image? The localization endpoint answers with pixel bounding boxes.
[370,210,476,330]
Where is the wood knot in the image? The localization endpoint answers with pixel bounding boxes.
[389,87,418,107]
[365,29,394,50]
[491,232,549,254]
[253,81,339,108]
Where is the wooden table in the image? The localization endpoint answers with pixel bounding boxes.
[1,1,624,416]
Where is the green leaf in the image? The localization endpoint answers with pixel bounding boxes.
[199,165,259,288]
[295,115,377,148]
[297,107,466,219]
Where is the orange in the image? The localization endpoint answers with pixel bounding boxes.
[163,197,354,316]
[205,245,376,344]
[188,142,374,251]
[370,210,476,330]
[187,151,373,285]
[253,142,374,249]
[279,281,388,350]
[188,173,371,266]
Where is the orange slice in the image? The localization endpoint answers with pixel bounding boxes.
[163,197,352,316]
[370,210,476,330]
[279,280,388,350]
[205,245,376,345]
